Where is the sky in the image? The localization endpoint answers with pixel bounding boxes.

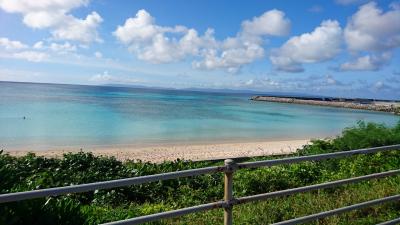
[0,0,399,99]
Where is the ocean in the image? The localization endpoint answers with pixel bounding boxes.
[0,81,398,150]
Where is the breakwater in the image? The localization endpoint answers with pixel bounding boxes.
[251,96,400,115]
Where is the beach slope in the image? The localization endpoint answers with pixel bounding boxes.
[6,139,309,163]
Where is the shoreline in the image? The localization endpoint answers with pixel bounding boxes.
[251,96,400,115]
[5,139,310,163]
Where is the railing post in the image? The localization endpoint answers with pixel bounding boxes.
[224,159,236,225]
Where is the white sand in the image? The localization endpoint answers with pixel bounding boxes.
[5,139,310,162]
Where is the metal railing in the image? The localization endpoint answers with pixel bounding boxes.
[1,144,400,225]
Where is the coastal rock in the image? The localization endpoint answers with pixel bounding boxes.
[251,96,400,115]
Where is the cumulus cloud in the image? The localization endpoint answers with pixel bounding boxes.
[366,79,400,97]
[270,20,342,72]
[12,51,48,62]
[325,75,344,86]
[372,80,385,91]
[89,71,113,82]
[114,10,165,44]
[0,37,47,62]
[0,37,28,50]
[192,42,265,73]
[50,42,77,52]
[114,9,291,72]
[340,2,400,71]
[278,74,353,93]
[193,10,291,72]
[241,77,281,89]
[114,10,216,64]
[32,41,78,54]
[344,2,400,52]
[51,12,103,43]
[0,36,89,63]
[94,51,102,58]
[241,10,290,37]
[89,71,139,84]
[236,74,350,92]
[0,0,103,44]
[33,41,44,49]
[340,52,391,71]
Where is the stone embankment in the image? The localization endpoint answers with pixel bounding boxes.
[251,96,400,115]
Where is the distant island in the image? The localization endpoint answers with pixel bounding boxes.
[251,96,400,115]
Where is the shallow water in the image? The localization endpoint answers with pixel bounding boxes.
[0,82,398,150]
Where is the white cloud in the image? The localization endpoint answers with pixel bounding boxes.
[192,42,264,73]
[245,79,254,86]
[0,0,88,27]
[325,75,343,86]
[94,51,102,58]
[340,2,400,71]
[12,51,48,62]
[241,9,291,37]
[113,10,216,64]
[33,41,44,49]
[89,71,113,82]
[344,2,400,52]
[245,77,282,88]
[89,71,139,83]
[136,29,214,63]
[49,42,77,53]
[233,77,281,89]
[32,41,77,54]
[194,9,291,72]
[114,10,162,44]
[374,81,384,89]
[275,75,352,94]
[270,20,342,72]
[0,37,28,50]
[114,9,291,72]
[0,37,48,62]
[0,37,83,62]
[51,12,103,43]
[340,52,391,71]
[0,0,102,44]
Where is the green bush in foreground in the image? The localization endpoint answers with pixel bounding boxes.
[0,121,400,225]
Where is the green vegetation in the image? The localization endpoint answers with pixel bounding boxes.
[1,121,400,225]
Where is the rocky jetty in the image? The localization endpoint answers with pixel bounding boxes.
[251,96,400,115]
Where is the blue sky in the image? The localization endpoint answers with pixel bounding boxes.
[0,0,399,99]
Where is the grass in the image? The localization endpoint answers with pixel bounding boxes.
[1,121,400,225]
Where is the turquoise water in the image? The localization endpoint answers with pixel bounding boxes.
[0,82,398,150]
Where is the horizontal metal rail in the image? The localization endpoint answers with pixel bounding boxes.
[237,144,400,169]
[272,194,400,225]
[376,217,400,225]
[0,166,223,203]
[102,201,226,225]
[234,169,400,205]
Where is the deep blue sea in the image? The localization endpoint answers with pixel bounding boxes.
[0,82,398,150]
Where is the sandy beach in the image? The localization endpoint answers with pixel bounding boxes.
[5,139,310,163]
